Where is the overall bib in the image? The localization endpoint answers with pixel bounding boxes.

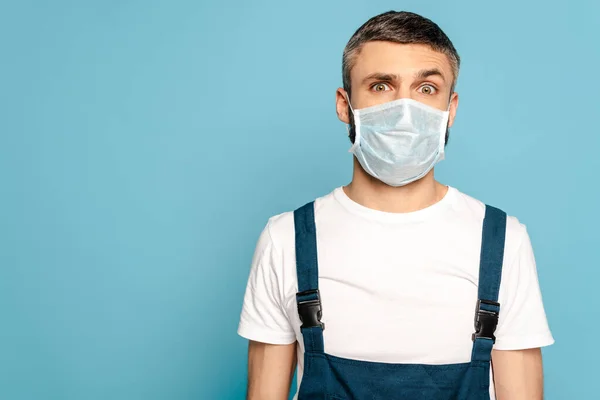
[293,201,507,400]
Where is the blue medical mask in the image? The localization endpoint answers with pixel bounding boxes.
[347,96,450,187]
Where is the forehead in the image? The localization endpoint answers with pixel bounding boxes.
[350,41,453,83]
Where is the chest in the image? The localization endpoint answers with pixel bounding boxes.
[285,220,485,364]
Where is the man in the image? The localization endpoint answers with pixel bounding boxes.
[238,10,554,400]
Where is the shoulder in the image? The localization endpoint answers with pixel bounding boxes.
[264,189,339,251]
[451,187,528,258]
[252,190,338,301]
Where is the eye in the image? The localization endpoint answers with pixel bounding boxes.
[371,83,391,92]
[418,84,437,95]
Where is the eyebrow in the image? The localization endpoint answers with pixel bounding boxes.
[415,68,446,82]
[362,73,400,84]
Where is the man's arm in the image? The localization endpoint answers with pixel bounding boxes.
[492,348,544,400]
[247,340,297,400]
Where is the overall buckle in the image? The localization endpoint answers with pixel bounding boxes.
[296,289,325,330]
[472,299,500,342]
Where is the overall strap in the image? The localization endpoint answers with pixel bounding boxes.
[471,204,507,364]
[294,202,324,353]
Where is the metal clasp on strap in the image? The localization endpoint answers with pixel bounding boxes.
[296,289,325,330]
[472,299,500,342]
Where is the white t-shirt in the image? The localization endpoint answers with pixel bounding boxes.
[238,186,554,399]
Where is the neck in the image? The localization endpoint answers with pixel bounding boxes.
[343,157,448,213]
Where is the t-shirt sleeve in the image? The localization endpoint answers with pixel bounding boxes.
[494,225,555,350]
[237,220,297,345]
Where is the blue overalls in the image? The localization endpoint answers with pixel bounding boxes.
[293,201,507,400]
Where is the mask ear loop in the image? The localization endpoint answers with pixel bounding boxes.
[438,98,453,154]
[345,92,361,152]
[345,92,356,114]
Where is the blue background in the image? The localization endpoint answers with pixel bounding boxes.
[1,0,597,399]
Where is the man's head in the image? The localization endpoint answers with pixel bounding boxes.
[336,11,460,145]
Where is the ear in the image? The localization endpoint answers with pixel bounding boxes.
[448,92,459,128]
[336,88,351,124]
